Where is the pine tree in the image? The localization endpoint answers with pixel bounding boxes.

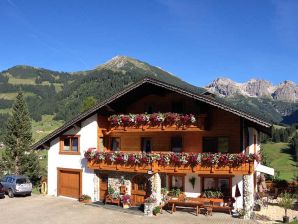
[1,92,40,183]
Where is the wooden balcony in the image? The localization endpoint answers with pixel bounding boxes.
[88,160,253,175]
[86,152,255,175]
[105,114,207,134]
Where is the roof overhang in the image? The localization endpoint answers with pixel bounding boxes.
[32,77,272,149]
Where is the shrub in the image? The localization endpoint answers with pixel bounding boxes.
[278,192,295,217]
[153,206,161,215]
[78,194,91,202]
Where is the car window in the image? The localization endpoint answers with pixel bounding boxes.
[8,178,14,183]
[16,178,30,184]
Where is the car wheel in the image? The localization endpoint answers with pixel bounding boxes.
[8,189,14,198]
[26,192,31,197]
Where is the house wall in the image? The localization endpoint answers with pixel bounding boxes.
[107,107,241,153]
[47,114,99,201]
[184,174,201,197]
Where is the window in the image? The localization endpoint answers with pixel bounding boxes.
[141,138,152,153]
[172,102,184,113]
[168,175,185,191]
[203,137,229,153]
[202,176,231,196]
[171,136,183,153]
[60,136,80,154]
[145,104,155,114]
[111,138,120,151]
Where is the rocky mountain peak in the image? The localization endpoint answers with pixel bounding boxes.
[206,77,240,97]
[206,78,298,102]
[244,79,272,97]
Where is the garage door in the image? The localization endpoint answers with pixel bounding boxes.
[58,168,82,199]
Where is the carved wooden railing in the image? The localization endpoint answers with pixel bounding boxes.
[85,151,256,175]
[105,114,207,133]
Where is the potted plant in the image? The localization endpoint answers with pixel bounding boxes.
[78,194,92,203]
[168,188,181,200]
[144,193,157,216]
[278,192,294,223]
[253,199,262,211]
[121,194,131,209]
[153,206,161,216]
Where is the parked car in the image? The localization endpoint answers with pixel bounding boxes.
[0,183,5,198]
[0,175,32,198]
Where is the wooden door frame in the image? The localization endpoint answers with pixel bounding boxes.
[98,173,108,202]
[57,167,82,198]
[131,175,149,205]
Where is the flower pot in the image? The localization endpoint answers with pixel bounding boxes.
[253,204,261,211]
[283,216,289,223]
[144,203,155,216]
[123,204,130,209]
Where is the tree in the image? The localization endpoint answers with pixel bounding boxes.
[80,96,97,112]
[0,92,40,184]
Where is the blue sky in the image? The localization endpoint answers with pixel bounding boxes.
[1,0,298,86]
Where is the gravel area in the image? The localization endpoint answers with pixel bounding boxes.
[0,194,258,224]
[255,201,298,223]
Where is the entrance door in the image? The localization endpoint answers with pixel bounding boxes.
[99,174,108,202]
[57,168,82,199]
[131,175,148,205]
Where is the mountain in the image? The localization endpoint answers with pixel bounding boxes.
[206,77,298,102]
[206,78,298,124]
[1,56,298,143]
[0,56,206,140]
[54,56,206,121]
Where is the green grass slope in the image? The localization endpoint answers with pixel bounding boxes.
[262,142,298,181]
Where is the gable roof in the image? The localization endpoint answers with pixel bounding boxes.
[32,77,272,149]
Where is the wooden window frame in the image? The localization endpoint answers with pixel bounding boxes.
[57,168,82,198]
[200,175,233,196]
[170,135,184,153]
[171,101,185,113]
[59,135,80,155]
[110,137,121,151]
[141,137,152,153]
[202,136,229,153]
[168,174,186,192]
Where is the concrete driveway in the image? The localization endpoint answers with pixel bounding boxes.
[0,194,257,224]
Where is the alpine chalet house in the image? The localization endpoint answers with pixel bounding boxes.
[33,77,273,217]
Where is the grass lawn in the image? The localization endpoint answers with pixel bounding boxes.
[0,92,36,100]
[7,75,36,85]
[262,142,298,181]
[32,115,64,143]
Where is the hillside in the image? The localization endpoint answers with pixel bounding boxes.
[262,142,298,181]
[54,56,206,121]
[1,56,298,142]
[0,65,83,140]
[0,56,205,141]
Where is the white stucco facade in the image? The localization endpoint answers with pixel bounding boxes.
[47,114,99,201]
[46,112,267,213]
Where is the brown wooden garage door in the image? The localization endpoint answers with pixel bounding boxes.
[57,168,82,199]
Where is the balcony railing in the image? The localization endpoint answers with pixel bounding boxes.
[106,113,207,132]
[85,150,257,175]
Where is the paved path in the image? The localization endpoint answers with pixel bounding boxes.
[0,194,258,224]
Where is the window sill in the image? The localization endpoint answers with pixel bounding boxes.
[59,151,80,155]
